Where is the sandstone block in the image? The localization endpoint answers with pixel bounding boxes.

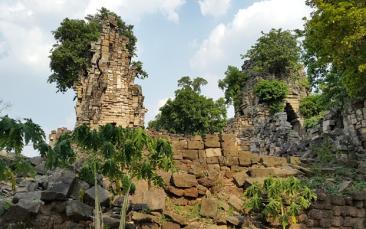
[249,168,275,177]
[206,148,222,157]
[167,186,184,197]
[162,222,180,229]
[188,140,204,150]
[200,198,218,218]
[182,150,199,160]
[228,195,242,211]
[204,134,220,148]
[260,156,287,167]
[172,140,187,150]
[172,173,198,188]
[206,156,219,164]
[233,171,249,187]
[183,187,198,198]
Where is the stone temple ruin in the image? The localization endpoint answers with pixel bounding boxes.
[225,60,309,156]
[74,16,147,129]
[3,16,366,229]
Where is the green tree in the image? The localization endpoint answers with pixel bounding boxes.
[244,177,317,229]
[243,29,301,76]
[0,116,51,190]
[49,124,174,229]
[302,0,366,101]
[49,8,147,93]
[299,94,324,119]
[148,77,227,135]
[218,66,247,113]
[255,79,289,114]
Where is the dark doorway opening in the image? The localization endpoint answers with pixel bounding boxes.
[284,103,301,133]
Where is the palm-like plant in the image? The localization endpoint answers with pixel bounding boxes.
[244,177,317,229]
[0,116,50,190]
[49,124,174,229]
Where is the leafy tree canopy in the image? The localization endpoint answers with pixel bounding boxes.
[49,8,145,93]
[242,29,301,76]
[148,77,227,135]
[218,66,247,113]
[302,0,366,101]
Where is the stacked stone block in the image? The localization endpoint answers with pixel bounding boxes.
[74,16,146,129]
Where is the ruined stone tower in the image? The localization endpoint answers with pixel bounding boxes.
[225,60,309,155]
[74,16,147,128]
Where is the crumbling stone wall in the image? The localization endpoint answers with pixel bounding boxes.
[225,61,308,155]
[74,16,146,129]
[295,192,366,228]
[304,100,366,157]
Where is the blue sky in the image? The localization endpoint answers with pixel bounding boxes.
[0,0,310,156]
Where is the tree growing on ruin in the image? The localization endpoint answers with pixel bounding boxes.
[302,0,366,102]
[218,66,247,113]
[49,8,147,93]
[242,29,301,76]
[148,76,227,135]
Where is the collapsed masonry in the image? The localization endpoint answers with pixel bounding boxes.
[74,16,147,129]
[225,60,309,156]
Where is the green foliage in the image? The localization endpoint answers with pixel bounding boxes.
[49,8,145,92]
[0,116,50,189]
[303,112,324,129]
[299,94,324,118]
[302,0,366,101]
[242,29,301,76]
[218,66,247,112]
[49,17,100,92]
[148,77,227,135]
[244,177,317,229]
[255,79,288,114]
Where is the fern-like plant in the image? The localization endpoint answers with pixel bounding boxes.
[244,177,316,229]
[50,124,174,229]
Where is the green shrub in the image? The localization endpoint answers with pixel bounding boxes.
[255,79,288,114]
[299,94,324,118]
[244,177,316,229]
[303,111,325,129]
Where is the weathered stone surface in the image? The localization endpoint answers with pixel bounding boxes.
[65,200,93,220]
[226,215,244,226]
[164,211,188,225]
[182,150,199,160]
[41,169,75,201]
[249,168,275,177]
[204,134,221,148]
[172,173,197,188]
[85,185,111,206]
[233,171,248,187]
[188,140,204,150]
[184,187,198,198]
[200,198,218,218]
[74,16,146,128]
[162,222,181,229]
[260,156,287,167]
[168,186,184,197]
[228,195,242,211]
[205,148,222,157]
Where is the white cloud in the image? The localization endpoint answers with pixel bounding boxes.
[190,0,310,117]
[198,0,231,17]
[191,0,310,73]
[84,0,186,23]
